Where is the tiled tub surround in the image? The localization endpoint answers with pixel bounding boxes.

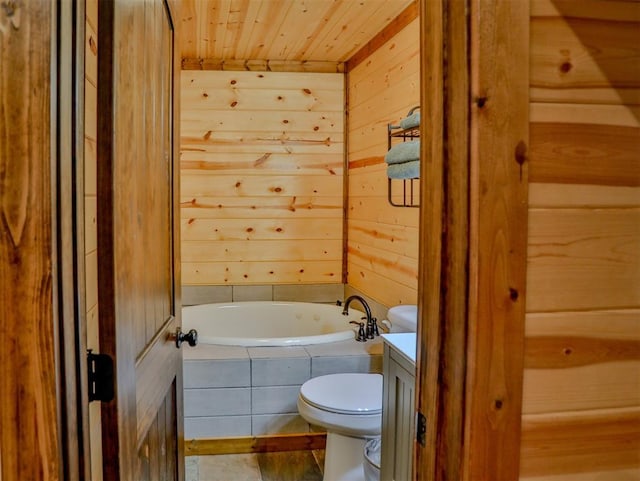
[182,284,391,326]
[183,339,383,439]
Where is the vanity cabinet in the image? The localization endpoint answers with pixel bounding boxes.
[381,335,416,481]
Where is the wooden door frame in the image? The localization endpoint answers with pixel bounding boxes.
[56,0,92,479]
[1,0,88,479]
[415,1,529,480]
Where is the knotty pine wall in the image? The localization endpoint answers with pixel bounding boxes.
[180,71,344,285]
[84,1,103,479]
[520,1,640,479]
[346,18,420,308]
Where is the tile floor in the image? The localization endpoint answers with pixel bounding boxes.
[186,450,325,481]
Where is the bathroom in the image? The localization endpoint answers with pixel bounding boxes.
[2,1,639,481]
[178,1,421,479]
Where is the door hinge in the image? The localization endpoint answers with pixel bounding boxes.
[88,350,114,402]
[416,411,427,446]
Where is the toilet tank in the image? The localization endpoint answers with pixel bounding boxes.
[385,305,418,332]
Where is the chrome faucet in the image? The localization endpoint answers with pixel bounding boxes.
[342,295,379,340]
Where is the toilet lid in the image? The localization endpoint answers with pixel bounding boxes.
[300,373,382,415]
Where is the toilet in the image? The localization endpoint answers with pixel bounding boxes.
[363,438,381,481]
[297,373,383,481]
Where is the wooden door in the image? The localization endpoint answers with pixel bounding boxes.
[96,1,184,480]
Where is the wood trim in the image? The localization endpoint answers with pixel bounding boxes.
[346,0,419,71]
[0,1,61,480]
[170,1,185,479]
[342,69,350,285]
[416,0,529,480]
[96,1,129,479]
[463,0,529,480]
[415,0,445,478]
[181,58,345,73]
[56,0,90,479]
[416,0,470,479]
[184,433,327,456]
[348,156,384,170]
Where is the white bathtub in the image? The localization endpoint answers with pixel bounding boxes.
[182,301,364,347]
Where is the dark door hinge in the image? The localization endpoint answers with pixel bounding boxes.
[87,350,114,402]
[416,411,427,446]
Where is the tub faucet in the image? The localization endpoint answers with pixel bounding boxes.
[342,295,379,339]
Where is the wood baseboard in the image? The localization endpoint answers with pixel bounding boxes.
[185,432,327,456]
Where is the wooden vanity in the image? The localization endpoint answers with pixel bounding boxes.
[381,333,416,480]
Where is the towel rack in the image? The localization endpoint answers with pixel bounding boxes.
[387,106,420,208]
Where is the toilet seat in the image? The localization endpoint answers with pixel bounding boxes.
[299,373,382,415]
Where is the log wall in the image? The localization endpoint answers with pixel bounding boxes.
[520,1,640,479]
[180,70,344,285]
[346,18,420,308]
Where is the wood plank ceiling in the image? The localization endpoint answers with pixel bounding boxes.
[180,0,415,64]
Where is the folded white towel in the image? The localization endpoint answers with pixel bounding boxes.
[399,112,420,130]
[385,141,420,165]
[387,160,420,179]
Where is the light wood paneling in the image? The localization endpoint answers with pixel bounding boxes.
[347,18,420,309]
[522,2,640,478]
[527,208,640,312]
[181,217,338,241]
[181,70,344,285]
[181,195,342,219]
[529,184,640,208]
[182,260,341,285]
[521,408,640,478]
[181,239,342,262]
[348,244,418,290]
[183,70,344,90]
[530,14,640,106]
[525,310,640,340]
[180,0,414,63]
[182,174,342,198]
[349,219,419,258]
[530,103,640,127]
[530,123,640,186]
[347,263,417,308]
[523,359,640,413]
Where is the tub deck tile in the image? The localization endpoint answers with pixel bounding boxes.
[303,338,383,357]
[184,344,249,360]
[247,346,310,358]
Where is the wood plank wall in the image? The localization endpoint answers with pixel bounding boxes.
[84,0,103,479]
[346,18,420,307]
[180,71,344,285]
[521,1,640,479]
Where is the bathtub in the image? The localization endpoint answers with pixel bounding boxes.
[182,301,365,347]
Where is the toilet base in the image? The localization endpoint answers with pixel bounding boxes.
[323,432,367,481]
